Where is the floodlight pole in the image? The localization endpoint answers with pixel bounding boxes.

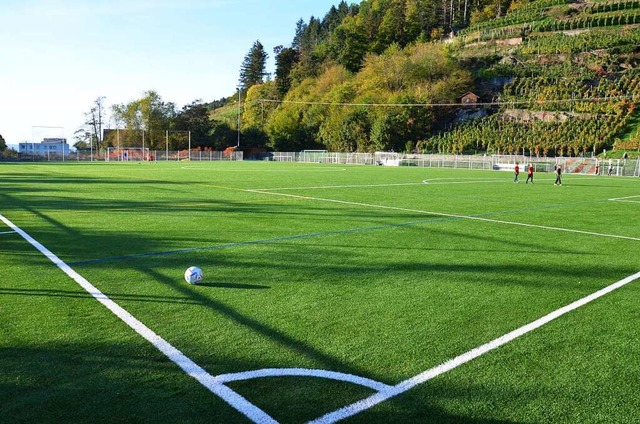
[237,87,241,148]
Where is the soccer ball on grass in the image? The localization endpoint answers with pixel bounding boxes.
[184,266,203,284]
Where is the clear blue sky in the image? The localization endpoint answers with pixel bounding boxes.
[0,0,343,145]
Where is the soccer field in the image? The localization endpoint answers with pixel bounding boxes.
[1,161,639,423]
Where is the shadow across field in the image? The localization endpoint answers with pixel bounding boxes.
[0,343,270,424]
[3,166,639,423]
[197,282,270,290]
[139,265,371,378]
[0,343,524,424]
[0,287,203,305]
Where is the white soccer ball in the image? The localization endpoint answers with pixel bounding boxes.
[184,266,203,284]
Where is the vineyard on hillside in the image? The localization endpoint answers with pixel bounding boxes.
[421,0,640,156]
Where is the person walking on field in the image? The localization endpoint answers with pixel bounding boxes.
[554,165,562,185]
[514,163,520,183]
[526,164,534,184]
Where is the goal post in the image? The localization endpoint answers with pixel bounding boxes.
[300,150,328,163]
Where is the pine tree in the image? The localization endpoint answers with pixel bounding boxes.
[274,47,299,97]
[239,40,269,91]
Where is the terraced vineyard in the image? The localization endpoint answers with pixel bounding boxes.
[424,0,640,156]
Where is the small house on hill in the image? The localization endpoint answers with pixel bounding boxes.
[460,92,479,105]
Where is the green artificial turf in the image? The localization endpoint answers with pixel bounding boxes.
[1,161,638,423]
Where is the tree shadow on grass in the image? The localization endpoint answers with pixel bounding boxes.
[139,266,370,379]
[197,282,270,290]
[0,344,260,424]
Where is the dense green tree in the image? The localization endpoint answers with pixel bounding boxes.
[239,40,269,91]
[173,100,215,148]
[292,17,324,80]
[0,133,6,152]
[377,0,407,50]
[292,19,307,51]
[405,0,439,41]
[209,120,236,150]
[265,104,312,151]
[274,46,299,97]
[138,91,176,150]
[242,82,279,147]
[109,91,176,150]
[330,16,369,72]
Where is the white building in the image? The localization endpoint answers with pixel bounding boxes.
[19,138,70,157]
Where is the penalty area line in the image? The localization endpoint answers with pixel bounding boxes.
[246,190,640,242]
[609,195,640,204]
[0,213,278,424]
[310,270,640,424]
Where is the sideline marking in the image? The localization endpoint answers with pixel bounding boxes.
[246,190,640,242]
[310,271,640,424]
[0,213,276,424]
[0,230,16,235]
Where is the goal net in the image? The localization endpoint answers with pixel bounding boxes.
[375,151,400,166]
[300,150,328,163]
[106,147,150,161]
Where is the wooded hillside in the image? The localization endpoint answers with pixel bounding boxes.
[216,0,640,156]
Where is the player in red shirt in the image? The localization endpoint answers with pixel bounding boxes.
[514,163,520,183]
[525,164,534,184]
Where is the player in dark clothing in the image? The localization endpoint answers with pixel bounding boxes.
[554,165,562,185]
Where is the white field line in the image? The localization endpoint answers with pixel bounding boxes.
[245,190,640,242]
[0,230,16,235]
[254,182,426,191]
[251,179,522,191]
[0,214,277,424]
[310,270,640,424]
[181,166,348,172]
[610,195,640,204]
[4,184,639,424]
[213,368,393,392]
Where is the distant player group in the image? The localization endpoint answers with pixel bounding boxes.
[513,159,619,185]
[513,163,562,185]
